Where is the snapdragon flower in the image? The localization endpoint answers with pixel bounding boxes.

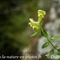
[29,10,46,30]
[29,18,39,29]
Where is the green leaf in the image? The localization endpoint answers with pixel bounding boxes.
[51,54,60,59]
[31,31,39,37]
[45,49,54,56]
[41,30,50,38]
[42,42,50,48]
[53,44,58,48]
[51,35,60,40]
[58,48,60,52]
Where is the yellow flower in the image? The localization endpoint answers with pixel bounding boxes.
[38,10,46,22]
[29,10,46,30]
[29,18,39,29]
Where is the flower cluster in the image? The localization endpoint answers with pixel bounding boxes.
[29,10,46,30]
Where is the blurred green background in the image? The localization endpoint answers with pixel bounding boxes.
[0,0,55,60]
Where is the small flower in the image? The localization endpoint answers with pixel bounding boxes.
[38,10,46,17]
[29,18,39,29]
[38,10,46,22]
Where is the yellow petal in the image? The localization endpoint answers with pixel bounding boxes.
[29,18,39,29]
[38,10,46,17]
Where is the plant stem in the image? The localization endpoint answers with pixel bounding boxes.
[41,28,58,52]
[47,38,58,51]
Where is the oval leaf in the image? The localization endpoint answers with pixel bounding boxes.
[45,49,54,56]
[51,54,60,59]
[51,35,60,40]
[42,42,50,48]
[58,48,60,52]
[31,31,39,37]
[41,30,50,38]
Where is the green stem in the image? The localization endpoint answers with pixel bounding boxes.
[41,28,58,52]
[47,38,58,51]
